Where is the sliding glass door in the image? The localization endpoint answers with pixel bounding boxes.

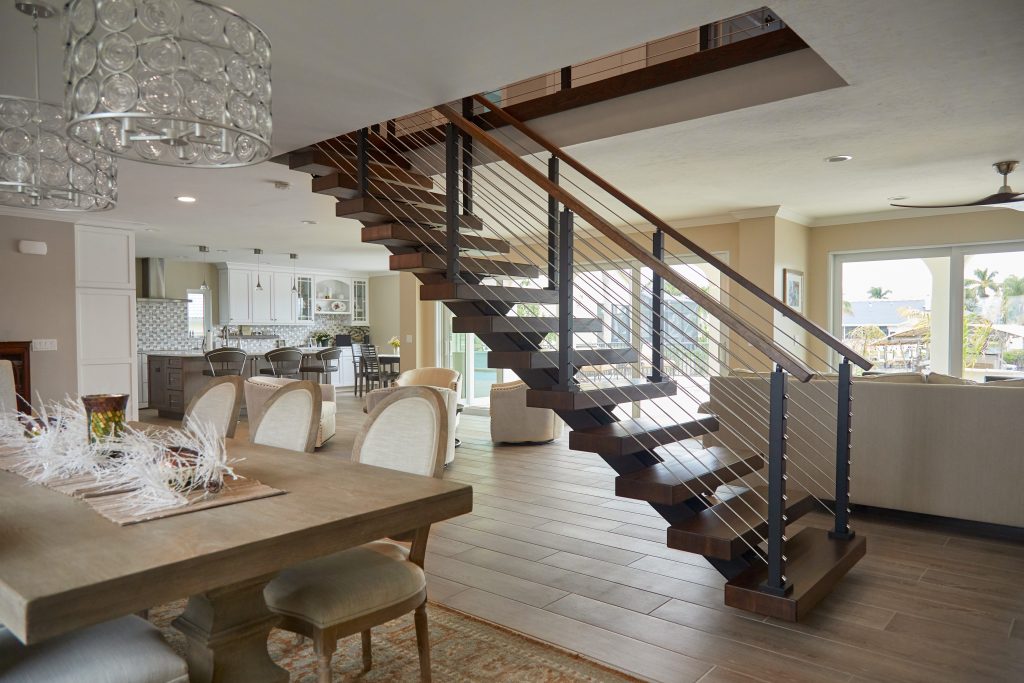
[833,240,1024,380]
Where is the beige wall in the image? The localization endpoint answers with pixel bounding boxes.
[806,208,1024,362]
[0,215,78,404]
[368,274,399,344]
[135,259,219,323]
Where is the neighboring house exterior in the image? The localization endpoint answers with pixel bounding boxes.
[841,299,926,337]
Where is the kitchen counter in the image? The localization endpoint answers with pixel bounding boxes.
[141,350,207,358]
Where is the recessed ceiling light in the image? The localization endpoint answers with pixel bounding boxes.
[824,155,853,163]
[176,195,197,203]
[301,220,317,225]
[887,195,908,201]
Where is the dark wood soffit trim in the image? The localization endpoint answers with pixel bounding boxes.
[395,27,808,153]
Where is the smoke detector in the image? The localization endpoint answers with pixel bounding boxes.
[272,180,291,190]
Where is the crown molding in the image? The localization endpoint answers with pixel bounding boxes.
[807,204,1003,227]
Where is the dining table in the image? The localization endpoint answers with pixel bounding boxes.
[0,438,472,683]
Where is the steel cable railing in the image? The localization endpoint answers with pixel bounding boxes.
[315,131,780,555]
[366,112,839,507]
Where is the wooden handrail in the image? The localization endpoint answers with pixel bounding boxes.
[436,104,815,383]
[469,94,872,371]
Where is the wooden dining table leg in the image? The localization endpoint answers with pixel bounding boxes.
[172,574,287,683]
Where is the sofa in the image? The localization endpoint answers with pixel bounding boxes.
[365,385,458,465]
[703,371,1024,527]
[489,380,564,444]
[244,377,337,448]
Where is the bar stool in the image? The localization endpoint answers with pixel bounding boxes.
[203,347,248,377]
[300,346,343,384]
[259,347,303,379]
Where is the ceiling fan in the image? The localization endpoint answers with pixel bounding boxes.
[890,160,1022,208]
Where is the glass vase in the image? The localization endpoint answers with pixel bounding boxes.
[81,394,129,444]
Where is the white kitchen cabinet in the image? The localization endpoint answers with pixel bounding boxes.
[251,273,272,323]
[351,279,369,325]
[220,269,252,324]
[271,272,295,323]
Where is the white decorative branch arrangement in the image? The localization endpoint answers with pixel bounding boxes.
[0,397,239,517]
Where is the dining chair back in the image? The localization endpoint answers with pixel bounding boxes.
[354,386,449,478]
[359,343,386,393]
[249,380,321,453]
[0,359,16,415]
[299,346,343,383]
[260,347,303,378]
[202,347,248,377]
[183,376,244,439]
[350,343,363,396]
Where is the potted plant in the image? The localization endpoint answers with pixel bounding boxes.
[313,331,333,347]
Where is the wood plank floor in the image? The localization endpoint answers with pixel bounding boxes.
[144,396,1024,682]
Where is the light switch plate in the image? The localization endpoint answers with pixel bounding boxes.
[32,339,58,351]
[405,335,413,343]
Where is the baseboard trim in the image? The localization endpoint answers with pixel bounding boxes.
[828,500,1024,543]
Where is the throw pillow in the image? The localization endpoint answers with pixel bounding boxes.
[925,372,977,385]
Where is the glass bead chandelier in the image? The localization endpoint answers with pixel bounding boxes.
[64,0,272,168]
[0,1,117,211]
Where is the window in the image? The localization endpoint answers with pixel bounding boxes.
[832,241,1024,380]
[187,290,209,338]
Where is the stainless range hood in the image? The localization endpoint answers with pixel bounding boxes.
[138,258,189,302]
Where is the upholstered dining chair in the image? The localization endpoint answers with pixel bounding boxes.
[264,386,449,683]
[249,380,321,453]
[0,615,188,683]
[0,360,16,415]
[259,347,303,379]
[202,347,248,377]
[394,367,461,394]
[182,376,243,439]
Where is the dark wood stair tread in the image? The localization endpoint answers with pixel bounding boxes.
[724,527,867,622]
[526,381,677,410]
[289,150,431,189]
[362,223,509,253]
[390,253,539,278]
[615,446,764,505]
[329,132,413,170]
[336,196,483,230]
[420,283,557,304]
[667,486,816,560]
[313,173,445,208]
[570,416,720,458]
[488,348,639,369]
[452,316,602,334]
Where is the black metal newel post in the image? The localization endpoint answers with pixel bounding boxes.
[546,155,560,290]
[558,208,576,391]
[444,122,461,283]
[461,97,474,215]
[761,364,793,597]
[356,128,369,196]
[830,358,855,539]
[649,229,664,382]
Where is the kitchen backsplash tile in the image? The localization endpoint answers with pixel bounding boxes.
[137,299,370,353]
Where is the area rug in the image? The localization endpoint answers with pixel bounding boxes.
[150,600,641,682]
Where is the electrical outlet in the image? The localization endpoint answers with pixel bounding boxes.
[32,339,58,351]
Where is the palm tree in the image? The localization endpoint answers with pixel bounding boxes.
[867,287,892,300]
[999,274,1024,323]
[965,268,999,299]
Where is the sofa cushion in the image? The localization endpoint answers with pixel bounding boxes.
[984,378,1024,387]
[856,372,924,383]
[925,372,976,385]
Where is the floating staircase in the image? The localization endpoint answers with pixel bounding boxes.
[288,100,868,621]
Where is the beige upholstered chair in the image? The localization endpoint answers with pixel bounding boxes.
[264,386,449,682]
[182,376,243,439]
[489,379,564,443]
[245,376,336,447]
[394,367,461,393]
[249,380,322,453]
[0,360,15,416]
[0,615,188,683]
[365,385,458,465]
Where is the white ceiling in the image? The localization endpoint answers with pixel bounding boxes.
[0,0,1021,272]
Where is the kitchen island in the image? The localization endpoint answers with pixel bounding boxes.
[144,347,357,418]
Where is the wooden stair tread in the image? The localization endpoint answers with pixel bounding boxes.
[488,348,639,369]
[420,283,557,304]
[615,446,764,506]
[289,150,431,189]
[336,196,483,230]
[452,316,602,334]
[330,132,413,170]
[667,486,817,560]
[724,527,867,622]
[313,173,445,208]
[362,223,509,253]
[526,381,677,410]
[390,253,539,278]
[570,415,720,458]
